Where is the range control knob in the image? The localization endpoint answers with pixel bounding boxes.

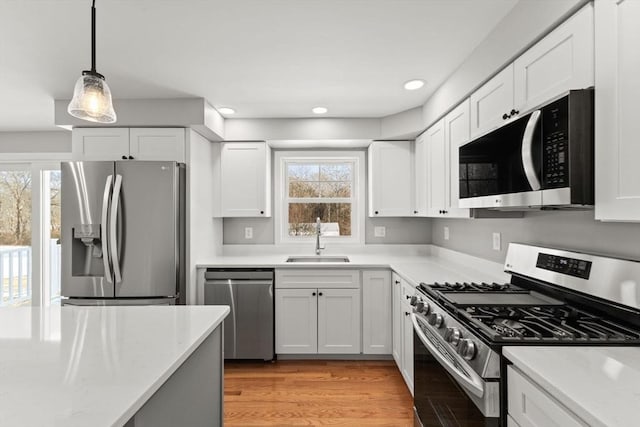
[409,296,418,306]
[459,339,477,361]
[444,327,462,346]
[427,313,444,329]
[415,301,425,313]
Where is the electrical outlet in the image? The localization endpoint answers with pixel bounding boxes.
[244,227,253,239]
[492,232,501,251]
[444,226,450,241]
[374,226,386,238]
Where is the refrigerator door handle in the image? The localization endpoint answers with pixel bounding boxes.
[110,174,123,284]
[101,175,113,283]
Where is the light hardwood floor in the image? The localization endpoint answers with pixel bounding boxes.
[224,360,413,426]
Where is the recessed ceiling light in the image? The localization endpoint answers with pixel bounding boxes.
[404,79,425,90]
[312,107,328,114]
[218,107,235,115]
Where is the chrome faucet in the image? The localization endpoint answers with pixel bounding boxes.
[315,217,325,255]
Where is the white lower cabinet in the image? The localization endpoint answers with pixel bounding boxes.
[507,366,588,427]
[362,270,392,355]
[391,272,414,394]
[317,288,361,354]
[391,273,402,365]
[275,288,318,354]
[275,269,361,355]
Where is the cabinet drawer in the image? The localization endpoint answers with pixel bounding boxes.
[276,269,360,289]
[507,366,587,427]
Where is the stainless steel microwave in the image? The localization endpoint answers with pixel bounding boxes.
[458,89,594,209]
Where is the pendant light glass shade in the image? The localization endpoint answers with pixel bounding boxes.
[68,72,116,123]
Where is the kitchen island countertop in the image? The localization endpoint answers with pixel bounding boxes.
[0,305,229,427]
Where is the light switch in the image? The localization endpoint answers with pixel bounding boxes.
[444,226,449,241]
[374,226,386,237]
[245,227,253,239]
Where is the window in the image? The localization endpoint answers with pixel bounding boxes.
[275,151,365,244]
[0,161,62,307]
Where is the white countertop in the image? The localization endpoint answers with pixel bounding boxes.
[0,305,229,427]
[504,346,640,427]
[197,245,508,288]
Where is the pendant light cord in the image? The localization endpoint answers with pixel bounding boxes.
[91,0,96,73]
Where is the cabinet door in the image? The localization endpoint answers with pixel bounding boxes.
[220,142,271,217]
[514,4,594,114]
[129,128,186,162]
[368,141,413,217]
[391,273,402,367]
[362,270,392,355]
[469,64,514,138]
[317,288,361,354]
[72,128,130,160]
[275,288,317,354]
[426,119,446,217]
[401,304,414,395]
[595,0,640,221]
[413,134,428,216]
[443,99,471,218]
[508,366,587,427]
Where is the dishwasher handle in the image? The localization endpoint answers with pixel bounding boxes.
[205,279,273,286]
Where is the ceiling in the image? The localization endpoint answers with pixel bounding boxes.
[0,0,519,131]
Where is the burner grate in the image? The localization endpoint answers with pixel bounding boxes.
[425,281,528,293]
[463,305,640,343]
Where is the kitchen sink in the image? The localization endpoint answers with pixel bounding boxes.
[286,256,350,263]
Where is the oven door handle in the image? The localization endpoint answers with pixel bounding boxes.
[411,313,485,398]
[521,109,542,191]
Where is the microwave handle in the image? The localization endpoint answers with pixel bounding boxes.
[521,109,542,191]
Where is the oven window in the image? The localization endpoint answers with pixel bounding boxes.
[413,331,499,427]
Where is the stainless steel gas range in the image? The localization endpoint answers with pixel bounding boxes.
[411,243,640,427]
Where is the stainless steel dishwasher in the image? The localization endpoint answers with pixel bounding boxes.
[204,268,274,361]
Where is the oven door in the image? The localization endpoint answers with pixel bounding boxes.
[412,314,499,427]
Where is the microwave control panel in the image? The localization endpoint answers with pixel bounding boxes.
[542,97,569,188]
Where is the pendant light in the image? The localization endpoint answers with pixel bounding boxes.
[67,0,117,123]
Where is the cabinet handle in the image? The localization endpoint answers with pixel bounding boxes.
[128,155,134,160]
[374,211,379,215]
[510,109,519,116]
[312,292,316,296]
[318,292,323,296]
[405,312,411,316]
[405,295,411,299]
[413,210,418,214]
[260,210,264,215]
[502,113,510,120]
[395,280,401,285]
[122,155,127,160]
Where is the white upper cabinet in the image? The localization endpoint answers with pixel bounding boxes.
[362,270,392,355]
[443,100,472,218]
[72,128,186,162]
[129,128,186,162]
[368,141,413,217]
[424,100,471,218]
[470,64,515,139]
[514,3,594,113]
[595,0,640,221]
[413,134,428,216]
[219,141,271,218]
[72,128,130,161]
[426,119,447,216]
[470,4,594,139]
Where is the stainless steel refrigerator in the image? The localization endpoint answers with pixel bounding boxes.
[61,161,185,305]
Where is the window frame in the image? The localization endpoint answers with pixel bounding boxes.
[274,151,365,245]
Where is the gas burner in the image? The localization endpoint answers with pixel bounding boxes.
[426,281,526,293]
[463,305,640,343]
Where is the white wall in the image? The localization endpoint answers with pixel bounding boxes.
[0,131,71,154]
[186,130,222,304]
